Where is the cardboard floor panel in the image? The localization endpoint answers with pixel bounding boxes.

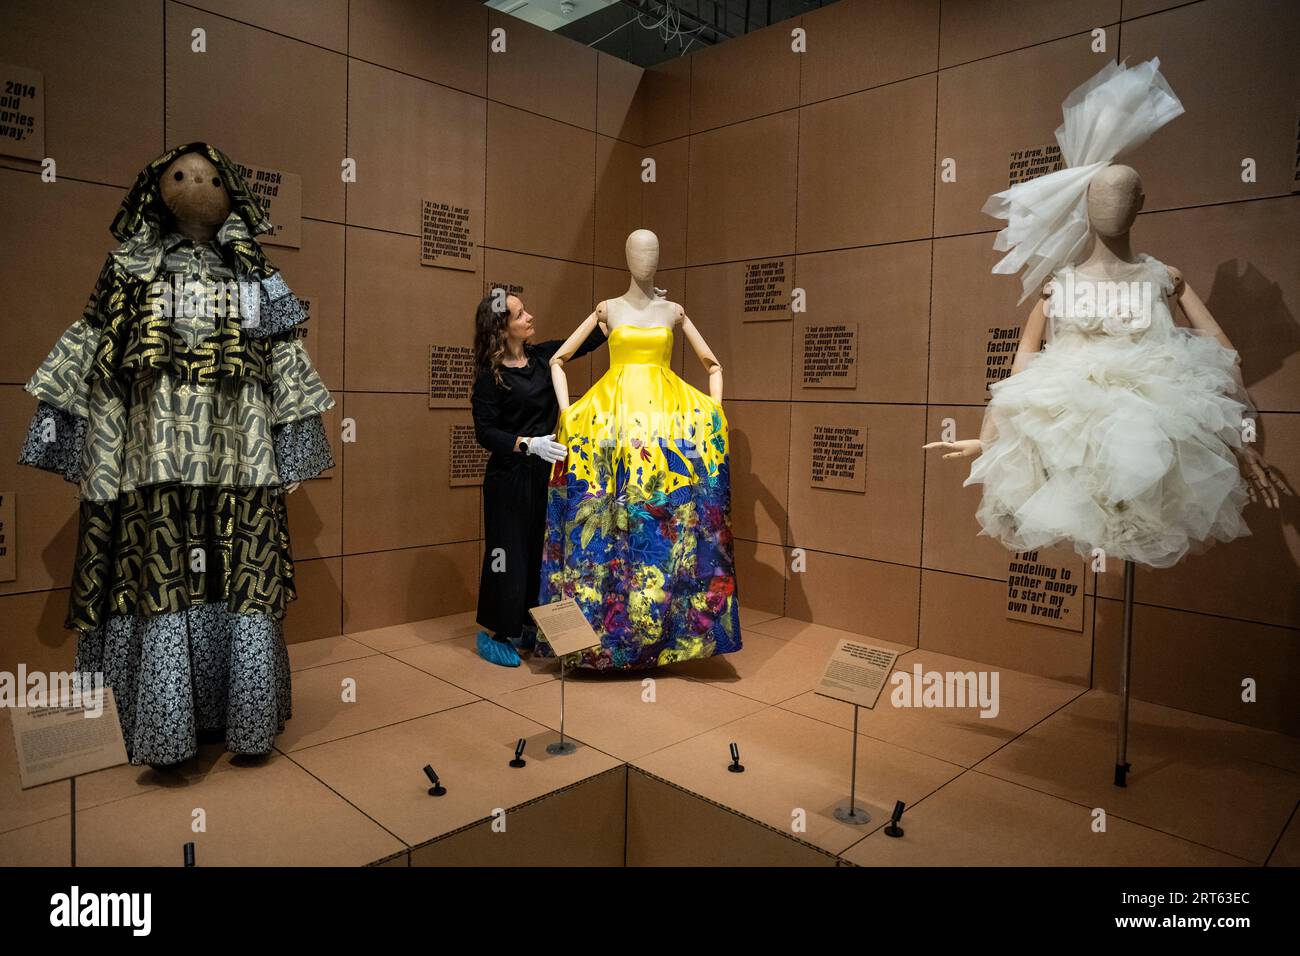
[275,654,479,752]
[1267,808,1300,867]
[344,611,481,653]
[664,628,831,705]
[627,768,838,867]
[410,766,626,867]
[288,635,380,672]
[73,755,404,866]
[841,770,1249,867]
[491,670,766,762]
[289,699,621,848]
[631,706,963,855]
[779,648,1085,767]
[975,690,1300,863]
[739,605,782,629]
[0,815,71,866]
[390,635,555,700]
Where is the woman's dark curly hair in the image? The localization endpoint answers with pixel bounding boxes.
[473,288,523,389]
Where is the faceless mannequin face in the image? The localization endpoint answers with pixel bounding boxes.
[625,229,660,282]
[1086,164,1144,237]
[160,152,232,240]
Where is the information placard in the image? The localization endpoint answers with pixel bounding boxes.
[448,424,490,487]
[235,162,302,248]
[529,598,600,657]
[810,424,866,493]
[741,257,791,322]
[800,323,858,388]
[0,490,14,582]
[421,199,476,271]
[815,640,899,709]
[10,688,128,789]
[1008,142,1064,186]
[0,64,45,162]
[428,344,476,408]
[1005,550,1085,632]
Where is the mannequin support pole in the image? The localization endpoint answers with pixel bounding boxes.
[1114,559,1136,787]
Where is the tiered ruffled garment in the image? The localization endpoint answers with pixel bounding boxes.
[536,323,741,669]
[965,254,1250,568]
[18,144,334,764]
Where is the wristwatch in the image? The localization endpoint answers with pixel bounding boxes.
[515,437,529,453]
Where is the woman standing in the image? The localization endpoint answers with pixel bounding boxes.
[471,291,607,666]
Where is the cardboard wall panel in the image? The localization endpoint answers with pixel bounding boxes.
[0,171,123,385]
[679,262,793,402]
[1134,197,1300,413]
[726,399,790,546]
[938,0,1121,68]
[687,20,800,134]
[485,102,595,262]
[595,136,645,270]
[486,10,597,131]
[734,540,786,618]
[346,58,486,240]
[935,36,1108,237]
[640,57,691,145]
[0,588,74,680]
[343,541,479,633]
[165,2,348,222]
[1120,0,1300,210]
[344,226,483,394]
[687,111,798,265]
[269,219,345,392]
[284,557,343,644]
[639,136,689,271]
[786,551,921,646]
[796,74,936,251]
[347,0,486,93]
[185,0,349,51]
[786,403,925,566]
[0,0,163,186]
[596,52,645,144]
[793,241,932,404]
[342,395,480,554]
[798,0,939,105]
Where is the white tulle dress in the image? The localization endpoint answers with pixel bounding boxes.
[965,254,1251,568]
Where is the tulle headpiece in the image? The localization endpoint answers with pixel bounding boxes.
[983,59,1184,303]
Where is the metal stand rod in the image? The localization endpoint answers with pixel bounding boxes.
[70,776,76,867]
[546,656,577,756]
[1114,559,1136,787]
[833,705,870,825]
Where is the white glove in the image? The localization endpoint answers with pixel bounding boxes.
[523,434,566,464]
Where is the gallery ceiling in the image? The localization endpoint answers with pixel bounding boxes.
[484,0,836,67]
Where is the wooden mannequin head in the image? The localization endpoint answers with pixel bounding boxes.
[625,229,660,282]
[161,151,232,242]
[1086,164,1144,237]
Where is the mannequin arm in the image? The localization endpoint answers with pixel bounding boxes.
[1170,271,1283,508]
[549,304,608,412]
[679,307,723,403]
[923,295,1050,460]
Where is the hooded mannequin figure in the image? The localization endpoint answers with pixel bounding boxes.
[18,143,335,766]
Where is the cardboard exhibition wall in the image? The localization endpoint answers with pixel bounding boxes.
[0,0,1295,737]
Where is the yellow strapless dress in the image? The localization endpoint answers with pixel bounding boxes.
[537,323,742,670]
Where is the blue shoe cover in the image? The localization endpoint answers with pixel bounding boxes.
[477,631,521,667]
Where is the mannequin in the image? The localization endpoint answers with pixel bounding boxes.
[549,228,722,406]
[925,166,1282,512]
[536,229,741,671]
[19,142,334,766]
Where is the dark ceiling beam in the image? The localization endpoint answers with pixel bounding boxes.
[613,0,735,42]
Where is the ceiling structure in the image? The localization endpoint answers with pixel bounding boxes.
[484,0,836,67]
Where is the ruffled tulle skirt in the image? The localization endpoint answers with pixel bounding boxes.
[965,329,1250,568]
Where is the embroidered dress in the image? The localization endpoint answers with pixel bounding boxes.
[537,322,741,670]
[17,143,334,765]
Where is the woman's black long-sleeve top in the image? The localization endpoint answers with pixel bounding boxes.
[470,327,608,469]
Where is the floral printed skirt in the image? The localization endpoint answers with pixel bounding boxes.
[536,337,741,670]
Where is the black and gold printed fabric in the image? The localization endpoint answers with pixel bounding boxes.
[17,143,333,765]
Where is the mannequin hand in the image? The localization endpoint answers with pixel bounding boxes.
[922,439,982,460]
[1235,446,1286,509]
[285,481,301,494]
[525,434,566,464]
